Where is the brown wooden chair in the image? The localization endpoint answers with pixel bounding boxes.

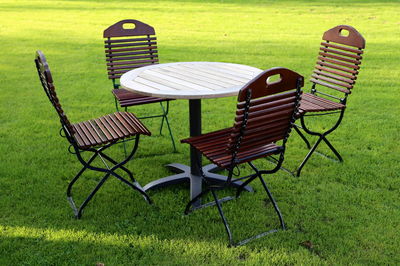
[181,67,303,246]
[294,25,366,176]
[104,19,176,152]
[35,50,152,219]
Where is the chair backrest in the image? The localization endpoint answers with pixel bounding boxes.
[103,19,159,87]
[34,50,75,139]
[228,67,303,154]
[311,25,365,100]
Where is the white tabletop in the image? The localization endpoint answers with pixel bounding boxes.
[120,62,263,99]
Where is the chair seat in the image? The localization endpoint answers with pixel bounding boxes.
[113,89,171,107]
[299,93,345,115]
[181,128,284,168]
[72,111,151,149]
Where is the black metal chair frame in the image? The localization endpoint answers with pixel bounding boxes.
[293,88,346,177]
[183,68,303,246]
[104,19,176,152]
[35,50,152,219]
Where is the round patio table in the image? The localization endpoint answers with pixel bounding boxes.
[121,62,263,206]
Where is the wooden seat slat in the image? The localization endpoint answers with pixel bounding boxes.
[82,121,103,144]
[88,120,108,143]
[98,116,119,140]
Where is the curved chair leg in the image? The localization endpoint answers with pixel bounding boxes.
[159,101,177,152]
[294,125,311,149]
[296,110,344,176]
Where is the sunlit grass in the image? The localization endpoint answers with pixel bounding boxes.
[0,0,399,264]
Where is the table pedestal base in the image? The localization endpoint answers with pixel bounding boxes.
[143,163,254,201]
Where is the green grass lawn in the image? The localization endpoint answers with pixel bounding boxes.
[1,0,399,264]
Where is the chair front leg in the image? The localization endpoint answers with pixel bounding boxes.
[67,150,99,198]
[296,110,345,176]
[210,189,234,246]
[159,101,177,152]
[248,162,285,230]
[71,172,111,219]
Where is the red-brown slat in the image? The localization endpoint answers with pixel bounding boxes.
[311,74,353,89]
[124,112,151,135]
[107,59,158,68]
[114,112,136,134]
[108,114,130,136]
[72,127,87,148]
[315,65,355,79]
[236,102,295,121]
[310,78,351,94]
[103,115,124,138]
[237,90,297,108]
[236,96,296,115]
[106,54,158,62]
[313,70,355,84]
[317,56,360,70]
[73,124,93,147]
[93,118,114,141]
[105,41,157,48]
[302,94,343,110]
[105,37,156,44]
[106,50,159,58]
[320,47,362,60]
[104,46,157,53]
[319,52,361,65]
[88,120,108,143]
[82,121,103,144]
[77,123,97,146]
[316,61,358,74]
[99,116,119,140]
[321,42,363,54]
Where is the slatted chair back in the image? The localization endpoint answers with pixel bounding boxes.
[34,50,75,139]
[104,19,159,88]
[311,25,365,101]
[228,67,303,156]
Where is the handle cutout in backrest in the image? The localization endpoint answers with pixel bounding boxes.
[122,22,136,30]
[339,28,350,37]
[266,74,282,86]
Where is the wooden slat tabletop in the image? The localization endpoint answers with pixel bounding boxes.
[120,62,263,99]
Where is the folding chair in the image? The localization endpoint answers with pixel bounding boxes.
[294,25,366,177]
[34,50,152,219]
[181,67,303,246]
[104,19,176,152]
